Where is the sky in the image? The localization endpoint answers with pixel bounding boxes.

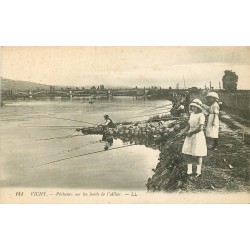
[1,46,250,89]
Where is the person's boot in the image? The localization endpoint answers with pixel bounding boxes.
[187,164,192,175]
[196,165,202,177]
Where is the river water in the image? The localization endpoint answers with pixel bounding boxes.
[0,97,171,190]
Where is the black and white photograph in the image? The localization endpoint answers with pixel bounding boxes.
[0,1,249,250]
[0,46,249,203]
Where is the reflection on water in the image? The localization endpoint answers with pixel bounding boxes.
[0,97,171,190]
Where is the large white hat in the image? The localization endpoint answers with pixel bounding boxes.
[206,92,219,100]
[189,98,203,110]
[192,99,202,105]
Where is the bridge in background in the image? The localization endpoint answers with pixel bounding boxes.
[2,88,149,100]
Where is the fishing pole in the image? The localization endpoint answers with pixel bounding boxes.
[148,117,179,122]
[22,125,84,131]
[31,143,135,168]
[35,109,172,129]
[38,127,82,131]
[35,134,84,141]
[139,103,172,113]
[24,125,83,128]
[36,114,99,126]
[58,140,102,154]
[124,110,172,120]
[139,107,172,115]
[132,116,179,124]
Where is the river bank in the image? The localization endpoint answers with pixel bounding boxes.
[1,97,249,192]
[146,111,250,193]
[81,110,250,193]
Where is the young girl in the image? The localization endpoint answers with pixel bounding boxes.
[205,92,220,150]
[178,99,207,177]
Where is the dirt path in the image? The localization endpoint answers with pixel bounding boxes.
[200,116,249,192]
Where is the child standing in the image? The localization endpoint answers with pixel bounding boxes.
[206,92,220,150]
[178,99,207,177]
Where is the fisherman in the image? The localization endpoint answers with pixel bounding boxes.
[184,91,191,113]
[101,115,116,150]
[170,101,185,117]
[103,115,116,128]
[172,93,178,108]
[176,101,185,116]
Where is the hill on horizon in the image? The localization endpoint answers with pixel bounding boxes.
[1,78,52,91]
[1,78,145,91]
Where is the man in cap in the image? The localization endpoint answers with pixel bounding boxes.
[103,115,115,128]
[101,115,116,150]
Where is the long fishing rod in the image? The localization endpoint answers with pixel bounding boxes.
[37,114,99,126]
[139,103,172,113]
[148,117,179,122]
[40,128,81,131]
[138,108,171,117]
[24,125,83,128]
[58,140,101,155]
[133,116,179,124]
[36,134,84,141]
[37,112,167,127]
[22,125,85,130]
[31,143,135,168]
[35,109,172,129]
[124,110,171,120]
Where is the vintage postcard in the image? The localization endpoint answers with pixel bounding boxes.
[0,46,249,203]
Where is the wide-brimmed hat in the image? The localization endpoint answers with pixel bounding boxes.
[104,114,109,118]
[189,98,203,110]
[206,92,219,100]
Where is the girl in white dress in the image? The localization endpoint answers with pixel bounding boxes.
[205,92,220,150]
[178,99,207,177]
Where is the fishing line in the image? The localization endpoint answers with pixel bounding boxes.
[39,128,81,131]
[131,116,180,124]
[36,114,99,126]
[123,110,171,120]
[24,125,83,128]
[58,140,102,154]
[139,107,172,115]
[31,143,135,168]
[35,134,84,141]
[139,103,172,113]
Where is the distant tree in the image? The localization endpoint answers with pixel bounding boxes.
[189,87,198,90]
[82,87,85,90]
[222,70,238,92]
[169,86,172,90]
[90,86,96,90]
